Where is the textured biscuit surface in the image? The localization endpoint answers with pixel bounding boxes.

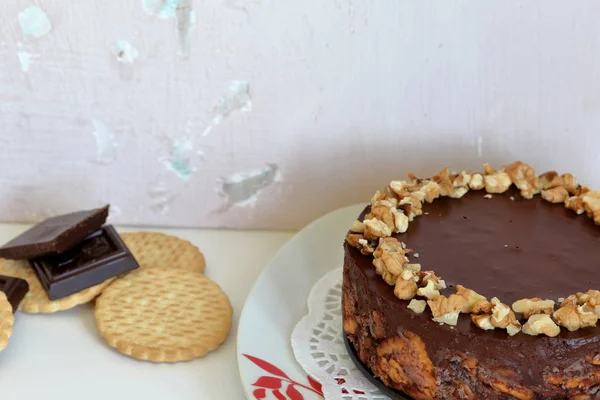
[120,232,205,273]
[95,267,232,363]
[0,292,14,353]
[0,259,112,314]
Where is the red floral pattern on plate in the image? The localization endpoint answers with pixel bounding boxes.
[243,354,324,399]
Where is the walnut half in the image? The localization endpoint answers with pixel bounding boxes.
[553,303,598,332]
[512,298,555,319]
[428,294,467,326]
[522,314,561,337]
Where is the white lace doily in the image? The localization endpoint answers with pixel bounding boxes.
[291,268,390,400]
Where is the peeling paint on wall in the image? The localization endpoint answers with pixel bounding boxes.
[16,42,37,72]
[148,181,176,214]
[163,136,195,180]
[92,120,118,164]
[203,81,252,136]
[112,40,139,63]
[220,163,280,207]
[142,0,179,18]
[175,0,196,58]
[18,6,52,38]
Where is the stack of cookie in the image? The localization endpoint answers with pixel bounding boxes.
[0,206,233,363]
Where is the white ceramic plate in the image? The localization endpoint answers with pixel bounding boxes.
[237,204,364,400]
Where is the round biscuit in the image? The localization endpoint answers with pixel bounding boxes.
[0,259,113,314]
[95,267,232,363]
[0,292,14,352]
[120,232,205,273]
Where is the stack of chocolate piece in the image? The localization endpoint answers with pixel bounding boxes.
[0,205,139,301]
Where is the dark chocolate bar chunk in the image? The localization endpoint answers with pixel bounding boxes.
[0,275,29,312]
[29,225,138,300]
[0,205,109,259]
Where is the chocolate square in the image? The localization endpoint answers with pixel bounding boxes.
[29,225,138,300]
[0,275,29,312]
[0,206,109,259]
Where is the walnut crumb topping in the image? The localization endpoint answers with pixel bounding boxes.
[428,294,467,326]
[512,298,555,319]
[469,173,485,190]
[417,280,440,300]
[522,314,561,337]
[484,171,512,194]
[541,186,570,204]
[483,194,493,199]
[363,218,392,240]
[490,297,518,329]
[345,233,375,255]
[456,285,487,313]
[407,299,427,314]
[504,161,541,199]
[553,303,598,331]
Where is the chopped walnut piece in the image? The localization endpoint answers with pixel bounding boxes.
[388,181,411,199]
[490,297,518,329]
[471,314,495,330]
[506,321,522,336]
[428,294,467,326]
[469,173,485,190]
[373,251,407,286]
[559,173,577,194]
[373,237,404,258]
[363,218,392,240]
[350,220,365,233]
[553,303,598,331]
[417,181,441,203]
[398,196,423,221]
[483,163,496,175]
[417,280,440,300]
[472,299,493,314]
[394,272,418,300]
[578,290,600,316]
[565,195,586,215]
[452,171,472,188]
[366,205,395,231]
[522,314,561,337]
[512,298,555,319]
[484,171,512,194]
[591,354,600,366]
[404,263,422,272]
[345,233,375,255]
[393,211,409,233]
[432,167,454,196]
[541,187,569,204]
[456,285,487,313]
[575,186,591,196]
[582,191,600,225]
[449,187,469,199]
[539,171,561,190]
[503,161,541,199]
[419,271,447,290]
[539,171,578,193]
[407,299,427,314]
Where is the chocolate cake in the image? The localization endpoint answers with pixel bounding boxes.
[342,162,600,400]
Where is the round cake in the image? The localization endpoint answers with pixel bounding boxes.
[342,162,600,400]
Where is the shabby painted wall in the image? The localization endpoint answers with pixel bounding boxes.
[1,1,600,230]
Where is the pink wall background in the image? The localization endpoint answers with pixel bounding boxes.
[1,1,600,229]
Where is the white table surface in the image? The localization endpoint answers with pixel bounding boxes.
[0,223,294,400]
